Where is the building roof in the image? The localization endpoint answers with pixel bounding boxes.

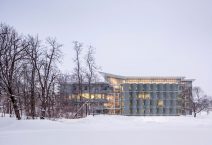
[99,72,189,80]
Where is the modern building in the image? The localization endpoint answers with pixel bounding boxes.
[59,72,194,116]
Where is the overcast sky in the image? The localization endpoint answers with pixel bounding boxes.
[0,0,212,95]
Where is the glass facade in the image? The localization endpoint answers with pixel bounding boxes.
[102,72,193,116]
[120,84,180,116]
[59,72,193,116]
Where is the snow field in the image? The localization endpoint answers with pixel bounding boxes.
[0,113,212,145]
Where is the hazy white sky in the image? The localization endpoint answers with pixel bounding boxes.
[0,0,212,95]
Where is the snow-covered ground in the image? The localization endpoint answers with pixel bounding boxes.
[0,113,212,145]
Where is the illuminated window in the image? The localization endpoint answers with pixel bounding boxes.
[158,100,164,107]
[138,92,150,100]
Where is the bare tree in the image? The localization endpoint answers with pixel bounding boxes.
[24,35,42,119]
[0,23,64,120]
[0,24,28,120]
[18,63,30,117]
[28,37,62,119]
[191,87,209,117]
[85,46,100,115]
[72,41,85,118]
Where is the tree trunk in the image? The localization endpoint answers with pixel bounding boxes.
[9,94,21,120]
[9,101,12,117]
[40,101,46,119]
[30,95,35,119]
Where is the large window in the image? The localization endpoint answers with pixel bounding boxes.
[138,92,151,99]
